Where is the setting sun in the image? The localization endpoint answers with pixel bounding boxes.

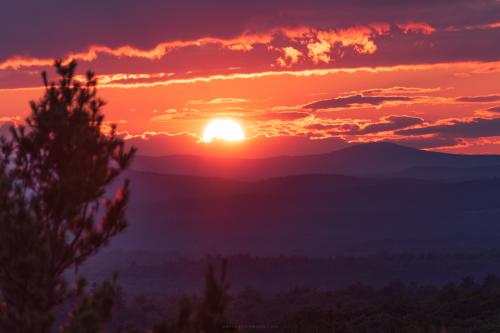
[202,119,245,143]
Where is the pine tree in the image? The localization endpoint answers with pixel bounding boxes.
[0,60,135,333]
[151,259,238,333]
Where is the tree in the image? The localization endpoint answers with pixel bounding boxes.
[0,60,135,333]
[151,259,237,333]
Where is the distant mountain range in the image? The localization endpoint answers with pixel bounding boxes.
[120,172,500,255]
[131,142,500,181]
[102,143,500,256]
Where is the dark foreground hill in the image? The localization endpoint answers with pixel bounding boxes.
[110,170,500,256]
[131,142,500,180]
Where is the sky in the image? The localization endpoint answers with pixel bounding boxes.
[0,0,499,157]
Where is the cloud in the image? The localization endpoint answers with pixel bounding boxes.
[301,115,423,136]
[74,72,171,85]
[307,40,332,64]
[456,94,500,103]
[250,111,312,121]
[487,106,500,112]
[122,131,348,157]
[1,0,499,83]
[396,117,500,138]
[447,21,500,31]
[397,22,435,35]
[275,47,303,67]
[0,116,21,123]
[304,123,343,131]
[388,136,464,149]
[188,97,251,105]
[0,22,434,71]
[361,86,441,95]
[0,34,271,70]
[304,94,414,110]
[3,60,498,92]
[348,115,424,135]
[306,24,387,63]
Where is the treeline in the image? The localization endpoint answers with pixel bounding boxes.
[113,275,500,332]
[85,251,500,296]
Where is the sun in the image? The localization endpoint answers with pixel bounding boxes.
[203,119,245,143]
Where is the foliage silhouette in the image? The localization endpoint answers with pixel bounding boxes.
[151,259,238,333]
[0,60,135,332]
[109,259,500,333]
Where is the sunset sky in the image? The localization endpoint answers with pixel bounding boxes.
[1,0,499,157]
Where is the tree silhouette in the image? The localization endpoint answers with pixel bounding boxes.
[0,60,135,333]
[152,259,237,333]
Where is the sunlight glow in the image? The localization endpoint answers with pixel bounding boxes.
[203,119,245,143]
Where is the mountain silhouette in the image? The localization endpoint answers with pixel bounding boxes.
[132,142,500,180]
[106,143,500,256]
[111,168,500,256]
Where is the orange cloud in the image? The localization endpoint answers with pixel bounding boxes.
[275,47,303,68]
[446,21,500,31]
[480,22,500,29]
[0,22,434,70]
[0,57,53,70]
[0,34,272,70]
[397,22,436,35]
[361,86,442,95]
[305,24,392,64]
[317,25,388,54]
[1,60,499,93]
[0,116,21,122]
[74,72,170,84]
[188,97,251,105]
[307,40,332,64]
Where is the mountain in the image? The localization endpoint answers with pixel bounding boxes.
[109,143,500,256]
[112,170,500,256]
[378,165,500,181]
[131,142,500,180]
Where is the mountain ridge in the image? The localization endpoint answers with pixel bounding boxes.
[114,168,500,256]
[131,142,500,180]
